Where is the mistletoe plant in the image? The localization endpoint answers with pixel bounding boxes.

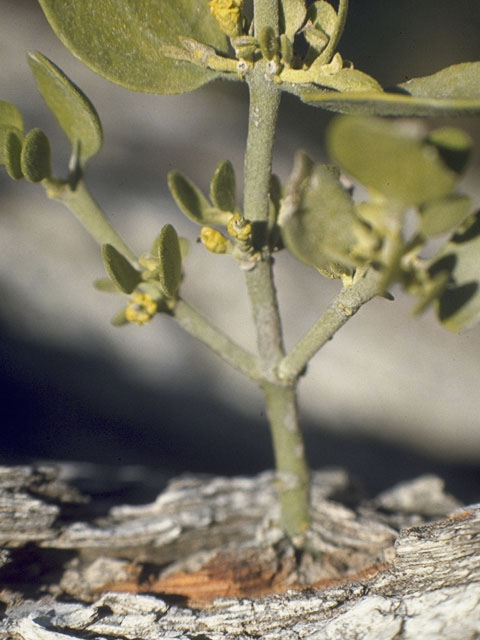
[2,0,480,546]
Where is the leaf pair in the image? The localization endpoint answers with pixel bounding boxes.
[1,101,53,182]
[168,160,237,227]
[1,52,102,183]
[102,225,183,299]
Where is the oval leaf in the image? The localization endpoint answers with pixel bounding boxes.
[37,0,229,95]
[327,117,457,206]
[297,62,480,116]
[178,236,190,261]
[102,244,141,294]
[307,1,337,38]
[0,101,24,167]
[210,160,236,212]
[168,170,230,226]
[93,277,121,293]
[20,128,52,183]
[280,159,358,276]
[0,101,24,130]
[5,131,24,179]
[152,224,182,297]
[419,195,471,238]
[28,52,102,167]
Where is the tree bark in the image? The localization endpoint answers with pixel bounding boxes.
[0,464,479,639]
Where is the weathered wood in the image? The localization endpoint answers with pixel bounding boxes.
[0,464,479,639]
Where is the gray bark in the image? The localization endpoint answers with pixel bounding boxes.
[0,464,478,639]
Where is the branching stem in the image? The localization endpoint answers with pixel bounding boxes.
[172,298,261,382]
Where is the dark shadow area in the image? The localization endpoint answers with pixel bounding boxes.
[1,314,479,507]
[0,545,76,599]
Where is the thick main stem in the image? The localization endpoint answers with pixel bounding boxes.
[242,1,311,541]
[243,65,283,376]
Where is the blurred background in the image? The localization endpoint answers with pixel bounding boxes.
[1,0,480,502]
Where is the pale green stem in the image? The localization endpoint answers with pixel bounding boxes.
[46,179,137,263]
[172,298,261,382]
[240,0,311,542]
[243,66,284,375]
[278,269,383,383]
[262,381,311,541]
[45,178,262,381]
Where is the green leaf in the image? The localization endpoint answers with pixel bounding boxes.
[0,101,24,168]
[102,244,141,294]
[280,157,358,277]
[259,26,279,61]
[0,101,24,130]
[152,224,182,297]
[429,211,480,330]
[419,195,471,238]
[306,1,337,38]
[279,0,307,40]
[400,62,480,101]
[327,117,457,207]
[93,277,121,293]
[20,128,52,183]
[168,170,230,226]
[210,160,236,212]
[178,237,190,261]
[297,62,480,116]
[4,131,24,179]
[307,65,383,93]
[303,24,329,55]
[302,1,337,57]
[28,52,102,167]
[37,0,229,95]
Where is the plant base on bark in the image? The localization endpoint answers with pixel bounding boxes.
[1,464,479,639]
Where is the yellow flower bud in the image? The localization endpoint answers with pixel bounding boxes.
[227,213,252,242]
[200,227,229,254]
[209,0,244,38]
[125,292,158,326]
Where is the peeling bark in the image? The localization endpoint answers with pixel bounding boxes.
[0,464,478,639]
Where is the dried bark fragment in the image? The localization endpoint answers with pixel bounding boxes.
[0,465,478,640]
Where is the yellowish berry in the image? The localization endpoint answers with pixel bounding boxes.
[209,0,244,38]
[125,292,158,326]
[200,227,229,254]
